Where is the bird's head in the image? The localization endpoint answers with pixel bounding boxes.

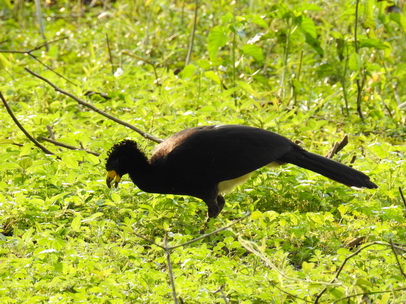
[105,140,139,188]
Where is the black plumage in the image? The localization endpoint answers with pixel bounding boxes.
[106,125,377,218]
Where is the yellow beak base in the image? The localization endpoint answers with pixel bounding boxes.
[106,170,121,188]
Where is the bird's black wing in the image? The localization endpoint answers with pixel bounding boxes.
[150,125,294,183]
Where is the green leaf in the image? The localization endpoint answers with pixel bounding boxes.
[179,64,196,78]
[302,261,315,273]
[207,26,228,60]
[196,59,211,70]
[83,153,100,165]
[62,154,79,169]
[390,12,406,31]
[71,214,82,231]
[110,192,121,203]
[83,212,104,222]
[242,44,264,62]
[296,3,322,11]
[249,14,268,28]
[300,16,317,39]
[19,158,32,170]
[305,33,324,56]
[348,52,362,70]
[251,210,263,220]
[329,288,344,299]
[359,38,390,50]
[0,139,14,144]
[236,81,259,97]
[356,278,373,289]
[22,227,35,242]
[0,53,12,68]
[204,71,222,84]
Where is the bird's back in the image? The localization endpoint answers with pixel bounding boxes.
[150,125,294,184]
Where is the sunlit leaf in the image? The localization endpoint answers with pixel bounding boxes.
[242,44,264,62]
[207,26,228,60]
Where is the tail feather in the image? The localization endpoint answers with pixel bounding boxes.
[280,149,378,189]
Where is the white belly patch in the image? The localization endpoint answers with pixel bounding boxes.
[218,172,253,194]
[217,161,282,194]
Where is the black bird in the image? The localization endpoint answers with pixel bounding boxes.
[105,125,377,218]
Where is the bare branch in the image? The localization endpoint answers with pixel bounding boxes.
[165,233,179,304]
[168,213,251,250]
[349,155,356,167]
[185,0,198,66]
[84,91,111,100]
[25,68,163,143]
[0,36,67,54]
[0,37,77,86]
[133,233,165,250]
[46,125,55,140]
[134,213,251,251]
[134,214,251,304]
[325,135,348,159]
[212,285,230,304]
[399,187,406,211]
[374,241,406,253]
[39,137,100,156]
[314,241,406,303]
[332,287,406,304]
[390,240,406,279]
[0,92,55,155]
[34,0,47,48]
[238,235,341,287]
[122,51,161,86]
[106,34,114,75]
[269,279,313,303]
[29,55,78,86]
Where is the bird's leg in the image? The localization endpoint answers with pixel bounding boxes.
[206,200,220,219]
[216,195,225,214]
[203,187,222,220]
[204,195,225,221]
[199,199,218,234]
[201,194,223,234]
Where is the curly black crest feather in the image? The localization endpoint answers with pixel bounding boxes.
[107,140,138,158]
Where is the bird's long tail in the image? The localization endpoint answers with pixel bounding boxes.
[280,149,377,189]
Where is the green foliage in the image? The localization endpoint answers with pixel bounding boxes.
[0,0,405,303]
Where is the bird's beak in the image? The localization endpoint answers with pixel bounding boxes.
[106,170,121,188]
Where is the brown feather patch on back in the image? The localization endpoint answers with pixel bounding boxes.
[150,127,213,163]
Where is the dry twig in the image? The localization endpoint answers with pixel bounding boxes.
[185,0,199,66]
[399,187,406,211]
[331,287,406,304]
[121,51,161,86]
[39,137,100,156]
[269,279,313,303]
[390,240,406,279]
[0,92,55,155]
[134,213,251,303]
[0,37,76,86]
[238,236,341,287]
[46,125,55,140]
[314,241,406,303]
[25,68,163,143]
[169,213,250,250]
[165,233,179,304]
[325,135,348,159]
[106,33,114,75]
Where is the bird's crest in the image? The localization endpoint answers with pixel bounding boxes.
[107,140,138,159]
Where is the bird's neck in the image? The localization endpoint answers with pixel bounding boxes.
[127,156,180,194]
[126,151,154,190]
